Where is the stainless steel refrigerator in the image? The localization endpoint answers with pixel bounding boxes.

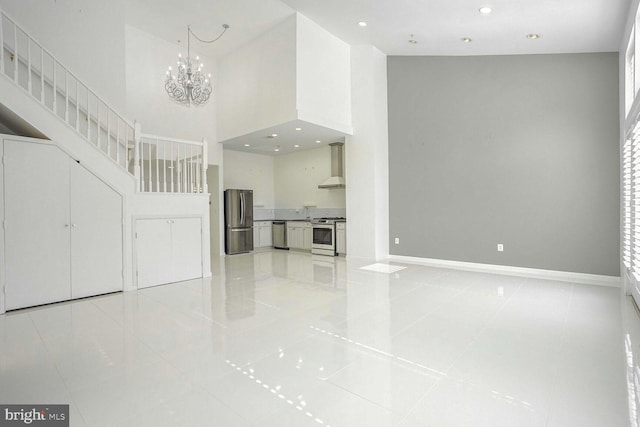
[224,189,254,254]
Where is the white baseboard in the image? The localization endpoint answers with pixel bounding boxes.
[387,255,621,288]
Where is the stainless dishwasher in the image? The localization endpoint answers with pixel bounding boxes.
[272,221,288,250]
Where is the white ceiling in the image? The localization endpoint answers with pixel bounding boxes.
[126,0,632,155]
[281,0,631,56]
[219,120,346,156]
[126,0,631,58]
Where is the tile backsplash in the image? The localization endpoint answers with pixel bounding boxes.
[254,207,346,220]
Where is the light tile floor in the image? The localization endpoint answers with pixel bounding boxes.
[0,250,629,426]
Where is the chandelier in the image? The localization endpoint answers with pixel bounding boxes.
[165,24,229,107]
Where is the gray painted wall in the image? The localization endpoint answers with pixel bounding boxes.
[388,53,620,276]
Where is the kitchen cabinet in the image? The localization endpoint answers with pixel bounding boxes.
[136,217,202,288]
[4,139,123,310]
[286,221,311,250]
[253,221,272,248]
[286,222,301,249]
[303,222,312,250]
[253,224,259,248]
[336,222,347,255]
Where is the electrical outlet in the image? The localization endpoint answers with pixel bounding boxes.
[497,244,504,252]
[394,237,400,244]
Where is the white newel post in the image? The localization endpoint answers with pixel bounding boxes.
[202,138,208,193]
[134,121,142,192]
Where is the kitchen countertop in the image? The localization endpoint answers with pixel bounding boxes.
[255,219,347,222]
[255,219,309,222]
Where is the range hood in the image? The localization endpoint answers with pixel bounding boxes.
[318,142,345,189]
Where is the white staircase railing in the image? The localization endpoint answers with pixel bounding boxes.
[135,124,208,194]
[0,10,134,173]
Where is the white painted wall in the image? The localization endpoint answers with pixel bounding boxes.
[223,150,275,207]
[217,15,298,142]
[274,145,346,209]
[346,45,389,260]
[216,13,353,143]
[296,14,352,134]
[223,145,346,210]
[0,0,127,112]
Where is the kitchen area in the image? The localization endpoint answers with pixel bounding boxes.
[222,139,347,258]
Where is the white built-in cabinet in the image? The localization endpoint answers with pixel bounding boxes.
[287,221,312,250]
[253,221,273,248]
[3,139,123,310]
[303,223,312,250]
[336,222,347,255]
[136,217,202,288]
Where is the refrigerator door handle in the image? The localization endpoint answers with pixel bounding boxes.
[240,192,245,226]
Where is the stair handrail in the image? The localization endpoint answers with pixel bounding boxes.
[0,8,135,174]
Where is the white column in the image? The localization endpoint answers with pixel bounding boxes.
[345,45,389,261]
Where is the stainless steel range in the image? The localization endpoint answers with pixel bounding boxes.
[311,217,345,256]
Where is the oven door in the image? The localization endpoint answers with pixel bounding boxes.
[312,224,335,256]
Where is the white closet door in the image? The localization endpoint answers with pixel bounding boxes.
[4,140,71,310]
[171,217,202,282]
[70,160,123,299]
[136,218,172,288]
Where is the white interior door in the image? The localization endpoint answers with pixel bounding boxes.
[4,140,71,310]
[171,217,202,282]
[136,218,172,288]
[70,160,123,298]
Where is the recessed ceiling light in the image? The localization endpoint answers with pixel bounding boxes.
[271,133,278,137]
[479,7,492,14]
[526,34,541,40]
[358,21,367,27]
[274,148,279,152]
[295,127,302,131]
[461,37,472,43]
[294,144,300,148]
[244,144,250,147]
[315,140,321,143]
